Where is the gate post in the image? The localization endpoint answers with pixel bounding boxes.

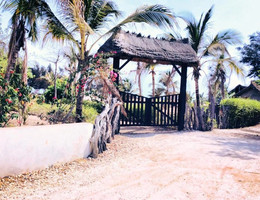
[145,98,151,126]
[178,65,188,131]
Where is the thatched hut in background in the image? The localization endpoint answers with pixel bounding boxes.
[231,81,260,101]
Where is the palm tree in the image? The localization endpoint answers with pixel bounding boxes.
[1,0,56,84]
[149,64,156,97]
[135,62,146,96]
[159,68,178,95]
[208,53,244,99]
[44,1,178,121]
[181,7,214,130]
[182,7,242,130]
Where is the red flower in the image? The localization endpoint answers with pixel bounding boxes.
[5,99,12,104]
[10,70,14,74]
[15,88,19,92]
[53,96,57,100]
[18,93,22,97]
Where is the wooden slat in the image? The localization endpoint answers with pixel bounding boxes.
[120,92,180,127]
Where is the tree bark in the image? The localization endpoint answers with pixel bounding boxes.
[5,18,26,82]
[208,83,215,131]
[152,70,155,97]
[21,39,28,84]
[137,62,142,96]
[75,59,85,122]
[90,96,122,158]
[76,89,84,122]
[194,67,205,131]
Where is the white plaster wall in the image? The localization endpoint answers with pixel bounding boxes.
[0,123,93,178]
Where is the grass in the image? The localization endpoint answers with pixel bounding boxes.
[29,100,102,124]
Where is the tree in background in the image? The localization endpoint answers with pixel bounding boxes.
[158,68,178,96]
[1,0,56,84]
[182,7,242,130]
[239,32,260,79]
[45,0,178,121]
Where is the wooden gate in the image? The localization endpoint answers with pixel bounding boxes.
[120,92,179,126]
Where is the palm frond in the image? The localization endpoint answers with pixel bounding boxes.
[182,6,213,53]
[40,1,77,44]
[69,0,94,35]
[108,4,177,34]
[203,29,242,57]
[86,0,122,31]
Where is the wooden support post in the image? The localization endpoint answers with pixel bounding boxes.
[113,57,120,84]
[145,98,152,126]
[178,65,188,131]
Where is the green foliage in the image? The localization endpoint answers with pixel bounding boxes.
[83,100,103,114]
[0,75,19,127]
[82,102,100,124]
[0,49,7,74]
[239,32,260,78]
[36,95,45,104]
[29,101,52,116]
[44,78,70,103]
[220,98,260,128]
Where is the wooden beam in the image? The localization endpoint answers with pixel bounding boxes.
[172,64,181,76]
[119,57,133,70]
[178,65,188,131]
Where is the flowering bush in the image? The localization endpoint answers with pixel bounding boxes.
[80,51,118,101]
[0,75,18,127]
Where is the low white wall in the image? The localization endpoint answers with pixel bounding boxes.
[0,123,93,178]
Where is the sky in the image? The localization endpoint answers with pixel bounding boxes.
[1,0,260,97]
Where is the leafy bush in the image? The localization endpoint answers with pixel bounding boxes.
[44,79,71,103]
[83,100,103,113]
[0,75,19,127]
[220,98,260,128]
[82,104,99,124]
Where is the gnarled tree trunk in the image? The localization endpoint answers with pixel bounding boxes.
[89,95,121,158]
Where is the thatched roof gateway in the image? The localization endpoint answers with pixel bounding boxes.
[98,30,198,66]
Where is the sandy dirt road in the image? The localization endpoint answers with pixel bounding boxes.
[1,126,260,200]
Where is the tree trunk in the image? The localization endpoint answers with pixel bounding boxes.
[137,62,142,96]
[5,18,26,82]
[54,62,58,99]
[75,59,86,122]
[208,83,215,131]
[90,96,122,158]
[21,39,28,84]
[152,70,155,97]
[194,70,205,131]
[221,77,225,99]
[76,88,84,122]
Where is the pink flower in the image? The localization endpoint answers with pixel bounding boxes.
[18,93,22,97]
[113,72,118,78]
[15,88,19,92]
[53,96,57,100]
[5,99,12,104]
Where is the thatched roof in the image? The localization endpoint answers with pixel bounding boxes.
[234,81,260,98]
[98,30,198,66]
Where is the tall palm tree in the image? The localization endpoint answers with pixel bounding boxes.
[44,1,178,121]
[182,7,242,130]
[149,64,156,97]
[181,7,214,130]
[209,53,244,99]
[159,68,178,95]
[1,0,57,84]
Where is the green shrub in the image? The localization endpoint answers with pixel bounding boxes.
[220,98,260,128]
[44,79,71,103]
